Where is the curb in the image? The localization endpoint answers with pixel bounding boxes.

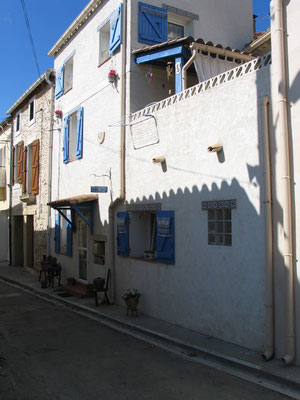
[1,275,300,399]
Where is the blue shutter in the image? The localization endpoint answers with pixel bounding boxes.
[117,212,129,257]
[66,209,72,257]
[109,4,123,55]
[55,211,60,254]
[156,210,175,264]
[55,66,64,99]
[138,2,167,45]
[63,116,69,164]
[76,107,84,159]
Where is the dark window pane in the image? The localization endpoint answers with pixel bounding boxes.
[224,235,232,246]
[208,234,216,245]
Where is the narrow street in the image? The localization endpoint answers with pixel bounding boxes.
[0,281,290,400]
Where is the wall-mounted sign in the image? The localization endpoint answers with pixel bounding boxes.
[175,62,181,75]
[91,186,108,193]
[202,200,237,210]
[127,203,162,211]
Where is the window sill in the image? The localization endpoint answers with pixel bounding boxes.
[98,56,111,68]
[131,256,157,264]
[19,193,36,205]
[64,87,72,95]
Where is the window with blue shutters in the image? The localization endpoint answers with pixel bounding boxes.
[63,107,84,163]
[55,66,64,99]
[63,116,69,164]
[117,212,129,257]
[55,54,74,98]
[156,210,175,264]
[138,2,167,45]
[76,107,83,159]
[127,209,175,264]
[109,3,122,55]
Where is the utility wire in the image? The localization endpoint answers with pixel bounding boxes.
[256,12,270,27]
[20,0,41,77]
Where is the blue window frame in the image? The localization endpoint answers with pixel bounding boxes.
[63,107,84,164]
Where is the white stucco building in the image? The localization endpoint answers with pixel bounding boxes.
[0,117,12,263]
[47,0,253,289]
[46,0,300,367]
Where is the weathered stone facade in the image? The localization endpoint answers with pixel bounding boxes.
[9,71,54,271]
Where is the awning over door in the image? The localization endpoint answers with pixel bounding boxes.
[48,194,98,233]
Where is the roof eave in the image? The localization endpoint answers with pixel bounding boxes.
[243,29,271,54]
[48,0,102,57]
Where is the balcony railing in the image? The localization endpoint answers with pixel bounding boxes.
[131,53,271,122]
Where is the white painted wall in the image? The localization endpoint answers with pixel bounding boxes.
[286,0,300,366]
[116,65,271,351]
[129,0,253,51]
[51,0,123,282]
[270,0,300,365]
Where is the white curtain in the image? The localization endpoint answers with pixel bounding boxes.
[194,52,237,83]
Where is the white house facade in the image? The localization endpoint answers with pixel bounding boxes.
[48,0,253,292]
[0,117,12,263]
[45,0,300,366]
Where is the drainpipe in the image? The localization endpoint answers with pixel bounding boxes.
[273,0,295,365]
[109,0,127,302]
[261,96,274,361]
[182,47,197,91]
[45,71,55,256]
[8,121,13,265]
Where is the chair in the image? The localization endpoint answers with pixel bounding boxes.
[93,269,111,306]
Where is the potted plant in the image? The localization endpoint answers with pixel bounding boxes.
[121,288,141,314]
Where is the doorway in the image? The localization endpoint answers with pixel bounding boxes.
[26,215,34,268]
[12,216,24,266]
[78,215,88,281]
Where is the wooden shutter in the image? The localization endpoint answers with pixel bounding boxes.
[63,116,69,164]
[22,146,27,194]
[76,107,83,159]
[11,146,15,185]
[66,209,73,257]
[31,139,39,194]
[55,211,60,254]
[156,210,175,264]
[117,212,129,257]
[109,3,122,55]
[17,141,24,183]
[55,65,64,99]
[138,2,167,45]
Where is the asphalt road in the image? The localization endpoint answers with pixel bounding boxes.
[0,281,290,400]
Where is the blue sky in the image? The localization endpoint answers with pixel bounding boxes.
[0,0,270,120]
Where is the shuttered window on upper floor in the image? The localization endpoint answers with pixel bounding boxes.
[55,55,74,99]
[98,3,123,66]
[15,140,39,195]
[138,2,168,45]
[63,107,84,164]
